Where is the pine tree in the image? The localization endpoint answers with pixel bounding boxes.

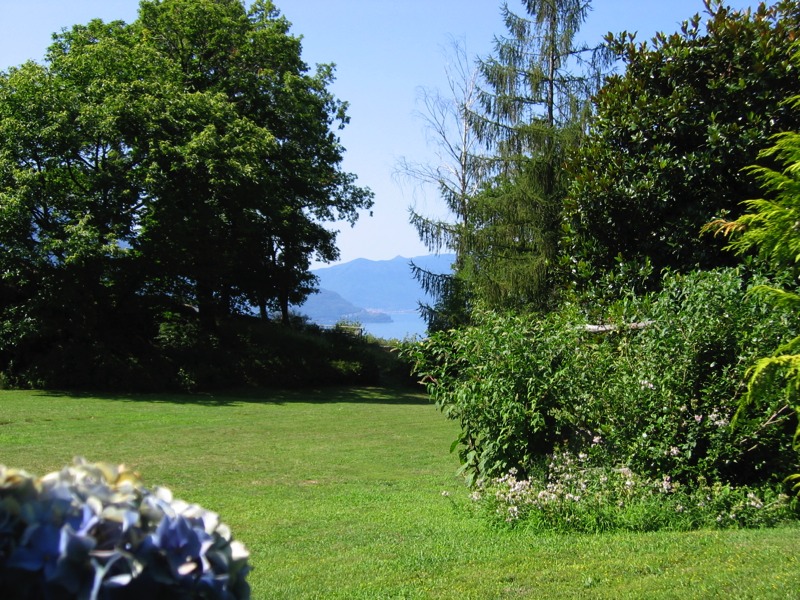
[463,0,604,310]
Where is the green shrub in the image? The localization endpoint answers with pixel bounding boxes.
[578,269,798,486]
[161,314,385,390]
[405,268,799,489]
[1,308,404,392]
[403,306,584,484]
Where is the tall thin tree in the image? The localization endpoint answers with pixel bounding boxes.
[463,0,604,310]
[397,39,490,330]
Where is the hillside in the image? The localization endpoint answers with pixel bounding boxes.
[298,288,392,325]
[295,254,455,323]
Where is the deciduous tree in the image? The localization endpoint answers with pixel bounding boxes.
[398,39,487,330]
[135,0,372,324]
[0,0,372,387]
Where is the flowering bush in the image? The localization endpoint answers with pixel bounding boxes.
[470,450,797,533]
[405,269,799,488]
[0,459,250,599]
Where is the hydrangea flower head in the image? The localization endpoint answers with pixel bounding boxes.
[0,459,250,599]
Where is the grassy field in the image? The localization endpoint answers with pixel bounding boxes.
[0,386,798,598]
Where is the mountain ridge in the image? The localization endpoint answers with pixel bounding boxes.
[295,254,455,323]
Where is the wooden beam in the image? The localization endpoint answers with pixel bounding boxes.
[583,321,652,333]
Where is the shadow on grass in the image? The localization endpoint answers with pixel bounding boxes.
[36,385,432,407]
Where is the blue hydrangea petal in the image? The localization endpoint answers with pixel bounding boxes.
[7,522,61,579]
[48,525,96,593]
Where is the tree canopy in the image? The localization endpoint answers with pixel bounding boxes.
[405,0,606,324]
[0,0,372,388]
[565,0,800,290]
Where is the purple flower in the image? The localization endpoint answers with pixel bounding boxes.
[6,522,61,580]
[142,514,212,581]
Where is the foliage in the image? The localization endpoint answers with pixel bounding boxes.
[704,68,800,489]
[472,453,797,533]
[153,314,396,391]
[402,305,582,484]
[566,0,800,291]
[403,269,799,487]
[460,0,607,311]
[134,0,372,323]
[0,0,372,389]
[0,459,250,599]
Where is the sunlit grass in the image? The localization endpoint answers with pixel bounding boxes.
[0,387,798,598]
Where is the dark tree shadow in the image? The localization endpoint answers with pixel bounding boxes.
[37,385,431,407]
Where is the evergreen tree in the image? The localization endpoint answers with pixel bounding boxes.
[704,59,800,487]
[462,0,604,310]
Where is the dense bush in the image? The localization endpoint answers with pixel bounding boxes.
[705,80,800,494]
[404,306,583,483]
[404,268,799,488]
[0,312,403,393]
[156,315,385,391]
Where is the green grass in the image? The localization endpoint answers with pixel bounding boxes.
[0,386,798,598]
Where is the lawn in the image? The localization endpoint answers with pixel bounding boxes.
[0,387,798,598]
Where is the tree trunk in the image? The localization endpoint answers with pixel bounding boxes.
[278,291,290,325]
[196,281,217,331]
[258,297,268,321]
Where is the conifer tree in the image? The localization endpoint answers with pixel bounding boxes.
[463,0,604,310]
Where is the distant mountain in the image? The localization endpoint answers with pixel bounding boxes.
[294,254,455,324]
[298,288,392,325]
[311,254,455,311]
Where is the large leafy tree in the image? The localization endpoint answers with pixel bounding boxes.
[462,0,605,310]
[134,0,372,324]
[0,19,163,385]
[0,0,372,386]
[566,0,800,290]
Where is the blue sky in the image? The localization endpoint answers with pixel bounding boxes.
[0,0,761,265]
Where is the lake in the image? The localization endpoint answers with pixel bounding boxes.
[361,310,428,340]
